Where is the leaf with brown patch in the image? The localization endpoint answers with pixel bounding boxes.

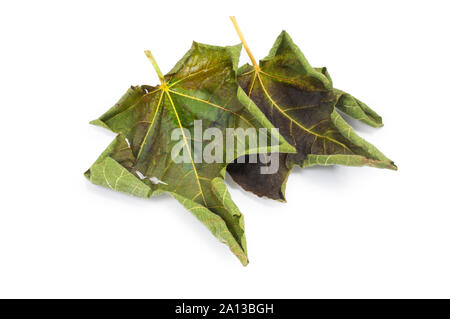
[227,17,396,201]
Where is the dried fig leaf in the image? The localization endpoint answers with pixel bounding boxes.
[85,42,295,265]
[227,29,396,201]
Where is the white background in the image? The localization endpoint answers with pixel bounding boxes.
[1,0,449,298]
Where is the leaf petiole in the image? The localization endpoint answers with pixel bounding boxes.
[229,16,259,71]
[145,50,166,85]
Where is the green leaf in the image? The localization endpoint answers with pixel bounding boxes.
[85,134,152,198]
[85,42,295,265]
[227,29,396,201]
[314,67,383,128]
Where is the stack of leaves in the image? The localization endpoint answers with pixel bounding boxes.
[85,17,396,265]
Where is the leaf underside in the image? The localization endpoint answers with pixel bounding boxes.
[85,42,294,265]
[227,31,396,201]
